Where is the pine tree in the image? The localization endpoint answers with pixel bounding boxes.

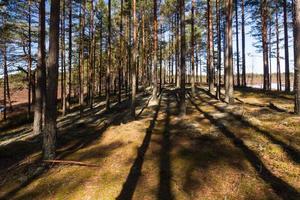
[43,0,60,160]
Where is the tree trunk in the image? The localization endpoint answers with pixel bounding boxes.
[89,0,95,109]
[276,0,282,91]
[33,0,46,136]
[262,0,270,91]
[61,0,66,115]
[79,0,86,114]
[179,0,186,116]
[216,0,221,100]
[151,0,158,103]
[159,24,163,92]
[207,0,214,94]
[43,0,60,160]
[2,44,7,120]
[99,17,103,96]
[241,0,246,86]
[131,0,137,117]
[283,0,290,92]
[118,0,124,104]
[294,0,300,114]
[28,0,32,119]
[269,23,272,90]
[225,0,234,104]
[67,0,72,110]
[191,0,195,96]
[106,0,111,111]
[235,0,240,87]
[176,13,180,88]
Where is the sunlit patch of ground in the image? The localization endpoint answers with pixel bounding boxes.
[0,86,299,199]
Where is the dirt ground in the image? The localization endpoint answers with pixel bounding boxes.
[0,86,299,200]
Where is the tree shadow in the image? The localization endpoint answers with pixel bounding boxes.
[196,88,300,164]
[188,96,300,200]
[0,93,152,200]
[116,94,162,200]
[234,86,294,101]
[158,90,173,200]
[0,128,31,141]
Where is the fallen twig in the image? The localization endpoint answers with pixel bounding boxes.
[43,160,100,167]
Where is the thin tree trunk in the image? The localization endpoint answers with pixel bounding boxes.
[33,0,46,136]
[89,0,95,108]
[5,65,12,111]
[241,0,246,86]
[216,0,221,99]
[207,0,214,94]
[28,0,32,119]
[276,0,282,91]
[151,0,158,103]
[43,0,60,160]
[176,13,180,87]
[79,0,86,114]
[131,0,137,117]
[225,0,234,104]
[67,0,72,110]
[159,24,163,92]
[179,0,186,116]
[191,0,195,96]
[61,0,66,115]
[118,0,124,104]
[2,44,7,120]
[106,0,111,111]
[283,0,290,92]
[269,23,272,90]
[99,17,103,96]
[235,0,240,86]
[262,0,270,91]
[294,0,300,114]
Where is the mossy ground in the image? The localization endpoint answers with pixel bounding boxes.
[0,86,299,200]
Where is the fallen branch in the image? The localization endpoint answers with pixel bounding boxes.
[43,160,100,167]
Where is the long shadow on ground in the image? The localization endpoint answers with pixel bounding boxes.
[197,88,300,164]
[188,94,300,200]
[116,94,162,200]
[0,94,151,200]
[158,90,173,200]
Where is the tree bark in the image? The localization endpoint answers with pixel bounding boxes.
[276,0,282,91]
[191,0,195,96]
[106,0,112,111]
[262,0,270,91]
[43,0,60,160]
[61,0,66,115]
[235,0,240,86]
[241,0,246,86]
[2,44,7,120]
[118,0,124,104]
[179,0,186,116]
[207,0,214,94]
[216,0,221,100]
[89,0,95,109]
[151,0,158,103]
[68,0,72,110]
[33,0,46,136]
[283,0,291,92]
[79,0,86,114]
[225,0,234,104]
[294,0,300,114]
[131,0,137,117]
[28,0,32,119]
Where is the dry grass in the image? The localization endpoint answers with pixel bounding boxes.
[0,86,299,200]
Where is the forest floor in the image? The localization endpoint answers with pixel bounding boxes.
[0,86,299,200]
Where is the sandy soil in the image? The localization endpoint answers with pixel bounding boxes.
[0,86,299,200]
